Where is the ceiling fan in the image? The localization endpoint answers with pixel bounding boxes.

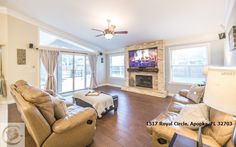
[92,19,128,40]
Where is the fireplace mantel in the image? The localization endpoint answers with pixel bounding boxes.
[127,67,159,73]
[121,40,167,98]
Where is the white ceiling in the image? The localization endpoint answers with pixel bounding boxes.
[0,0,227,51]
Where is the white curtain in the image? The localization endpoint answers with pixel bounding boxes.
[0,50,7,97]
[88,54,98,89]
[40,50,59,92]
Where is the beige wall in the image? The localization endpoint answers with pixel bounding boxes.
[1,14,105,102]
[224,2,236,66]
[0,13,8,45]
[0,13,8,86]
[105,38,225,94]
[3,15,39,101]
[97,55,106,85]
[7,15,39,85]
[1,8,230,99]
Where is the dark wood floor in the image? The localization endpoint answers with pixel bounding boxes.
[8,86,172,147]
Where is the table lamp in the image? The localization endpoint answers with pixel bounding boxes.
[203,66,236,146]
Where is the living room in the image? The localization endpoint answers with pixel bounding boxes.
[0,0,236,147]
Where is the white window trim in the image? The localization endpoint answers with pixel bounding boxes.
[109,54,125,79]
[168,43,211,85]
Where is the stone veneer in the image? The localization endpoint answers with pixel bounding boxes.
[121,40,167,98]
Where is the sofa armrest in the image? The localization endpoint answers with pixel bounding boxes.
[52,107,97,133]
[178,89,189,98]
[152,125,221,147]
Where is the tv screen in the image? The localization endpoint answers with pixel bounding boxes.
[129,48,157,67]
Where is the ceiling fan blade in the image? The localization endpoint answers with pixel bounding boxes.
[96,34,104,37]
[92,28,104,32]
[114,31,128,34]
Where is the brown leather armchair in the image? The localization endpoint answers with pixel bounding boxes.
[147,89,235,147]
[10,81,97,147]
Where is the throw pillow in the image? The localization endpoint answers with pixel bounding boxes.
[51,97,67,120]
[187,84,205,103]
[174,103,210,130]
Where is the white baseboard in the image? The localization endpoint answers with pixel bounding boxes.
[98,83,122,88]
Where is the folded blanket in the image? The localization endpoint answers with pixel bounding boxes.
[74,90,114,118]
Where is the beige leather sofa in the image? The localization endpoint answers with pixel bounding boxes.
[147,89,235,147]
[10,80,97,147]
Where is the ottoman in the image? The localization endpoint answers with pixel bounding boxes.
[73,90,118,118]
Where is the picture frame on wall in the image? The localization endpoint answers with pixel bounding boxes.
[17,49,26,65]
[229,26,236,51]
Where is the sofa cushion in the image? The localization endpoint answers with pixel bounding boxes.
[187,84,205,103]
[225,139,234,147]
[174,103,210,130]
[51,97,67,120]
[168,102,186,113]
[173,94,195,104]
[52,106,94,133]
[203,108,235,146]
[45,91,73,107]
[15,80,56,125]
[151,112,178,123]
[55,94,74,107]
[147,112,178,135]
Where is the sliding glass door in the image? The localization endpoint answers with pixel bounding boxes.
[74,55,85,90]
[57,53,90,93]
[60,54,73,92]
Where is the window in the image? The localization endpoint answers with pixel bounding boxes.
[39,30,82,50]
[39,30,94,52]
[169,44,209,84]
[110,55,124,78]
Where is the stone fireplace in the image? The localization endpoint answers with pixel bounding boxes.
[136,75,152,88]
[121,40,167,98]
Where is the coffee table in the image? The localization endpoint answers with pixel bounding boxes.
[72,90,118,118]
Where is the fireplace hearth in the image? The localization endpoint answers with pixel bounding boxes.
[136,75,153,88]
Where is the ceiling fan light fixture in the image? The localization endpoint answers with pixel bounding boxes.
[105,33,113,40]
[92,19,128,39]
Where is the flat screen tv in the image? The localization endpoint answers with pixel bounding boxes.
[129,47,157,68]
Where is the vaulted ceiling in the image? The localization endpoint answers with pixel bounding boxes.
[0,0,227,50]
